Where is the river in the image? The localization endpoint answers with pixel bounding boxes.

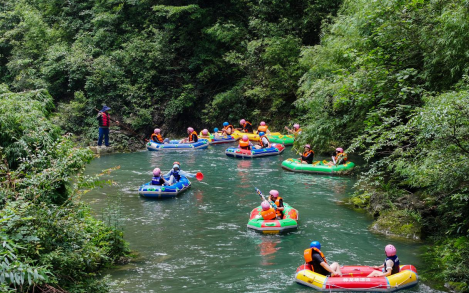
[83,145,440,293]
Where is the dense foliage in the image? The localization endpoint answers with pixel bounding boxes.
[0,0,341,147]
[297,0,469,290]
[0,86,128,292]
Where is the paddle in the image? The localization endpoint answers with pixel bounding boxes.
[254,187,277,210]
[196,172,204,181]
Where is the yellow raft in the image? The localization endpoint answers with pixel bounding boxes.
[231,130,281,141]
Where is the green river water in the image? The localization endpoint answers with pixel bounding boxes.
[84,145,441,293]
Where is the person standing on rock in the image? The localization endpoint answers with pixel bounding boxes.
[97,105,118,147]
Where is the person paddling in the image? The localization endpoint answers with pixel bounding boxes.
[97,105,118,147]
[285,123,302,136]
[268,190,284,220]
[163,162,196,185]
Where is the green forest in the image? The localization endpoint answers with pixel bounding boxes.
[1,0,469,292]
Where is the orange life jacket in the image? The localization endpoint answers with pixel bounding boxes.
[259,135,270,147]
[303,150,314,157]
[223,125,234,134]
[294,128,302,137]
[189,131,198,142]
[303,247,327,266]
[261,208,276,220]
[258,125,268,132]
[274,197,283,218]
[335,152,348,164]
[243,121,252,132]
[239,140,250,148]
[151,133,164,143]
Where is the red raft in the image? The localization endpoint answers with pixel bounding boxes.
[295,264,418,292]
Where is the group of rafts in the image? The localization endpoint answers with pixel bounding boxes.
[139,120,419,292]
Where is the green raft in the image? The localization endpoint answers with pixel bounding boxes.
[281,158,355,175]
[247,203,299,234]
[267,134,294,146]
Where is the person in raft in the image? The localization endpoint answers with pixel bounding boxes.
[328,147,348,166]
[222,122,234,135]
[164,162,196,185]
[199,129,211,139]
[212,127,220,138]
[260,201,277,220]
[97,105,118,147]
[285,123,302,136]
[268,190,284,220]
[257,121,270,134]
[254,131,271,149]
[238,119,253,133]
[304,241,343,277]
[238,135,252,151]
[151,168,167,186]
[300,144,314,164]
[367,244,400,277]
[179,127,198,143]
[150,128,170,144]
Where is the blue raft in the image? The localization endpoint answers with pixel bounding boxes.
[138,176,191,199]
[147,139,209,151]
[210,135,236,145]
[225,143,285,158]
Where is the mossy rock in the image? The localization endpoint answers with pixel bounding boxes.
[370,210,421,240]
[446,282,468,293]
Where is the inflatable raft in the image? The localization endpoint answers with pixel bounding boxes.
[282,159,355,175]
[247,203,299,234]
[231,130,282,141]
[147,140,209,151]
[210,135,236,145]
[267,134,294,146]
[225,143,285,158]
[295,264,418,292]
[138,176,191,199]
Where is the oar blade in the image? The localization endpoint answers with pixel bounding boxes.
[196,172,204,181]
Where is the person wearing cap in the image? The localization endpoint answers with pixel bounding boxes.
[254,131,270,149]
[328,147,348,166]
[367,244,400,277]
[304,241,342,277]
[238,135,252,150]
[257,121,270,134]
[268,190,284,219]
[97,105,118,147]
[238,119,253,133]
[260,201,277,220]
[151,168,167,185]
[180,127,198,143]
[199,129,211,139]
[285,123,302,136]
[151,128,170,144]
[222,122,234,135]
[300,145,314,164]
[164,162,196,185]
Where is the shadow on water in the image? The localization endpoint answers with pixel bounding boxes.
[84,146,442,293]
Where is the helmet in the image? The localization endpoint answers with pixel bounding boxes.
[152,168,161,176]
[242,135,249,141]
[187,127,194,133]
[223,122,229,127]
[260,121,266,126]
[294,123,300,129]
[258,132,265,137]
[202,129,209,135]
[385,244,396,257]
[261,201,271,211]
[336,147,343,152]
[310,241,321,250]
[304,144,311,149]
[240,119,246,125]
[154,128,160,134]
[214,128,219,132]
[269,190,279,198]
[173,164,180,170]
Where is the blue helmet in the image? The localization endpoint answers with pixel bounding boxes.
[223,122,229,126]
[214,127,219,132]
[310,241,321,250]
[259,132,265,137]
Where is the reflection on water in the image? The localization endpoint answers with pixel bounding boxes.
[84,147,441,293]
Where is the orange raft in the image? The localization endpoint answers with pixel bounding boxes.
[295,264,418,292]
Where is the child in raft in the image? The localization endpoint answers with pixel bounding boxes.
[254,131,271,149]
[179,127,198,144]
[257,121,270,134]
[163,162,196,185]
[222,122,235,135]
[367,244,400,277]
[299,144,314,164]
[285,123,302,136]
[238,135,253,150]
[199,129,211,139]
[327,147,348,166]
[150,128,170,144]
[238,119,254,133]
[151,168,167,186]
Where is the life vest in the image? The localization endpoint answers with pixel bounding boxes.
[294,128,302,137]
[303,247,327,266]
[384,255,400,275]
[258,125,268,132]
[274,197,283,218]
[189,131,198,142]
[151,133,164,143]
[239,140,250,148]
[243,121,253,132]
[199,132,210,139]
[335,152,348,164]
[260,207,276,220]
[223,125,234,132]
[101,112,110,127]
[170,170,181,182]
[151,176,163,185]
[302,150,314,161]
[259,135,270,148]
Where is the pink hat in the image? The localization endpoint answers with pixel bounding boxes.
[242,135,249,141]
[260,121,266,126]
[152,168,161,176]
[336,147,343,152]
[187,127,194,133]
[240,119,246,125]
[304,144,311,148]
[269,190,279,198]
[261,201,270,211]
[385,244,396,257]
[202,129,208,135]
[294,123,300,129]
[154,128,160,134]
